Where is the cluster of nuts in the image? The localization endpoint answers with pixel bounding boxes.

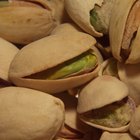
[0,0,140,140]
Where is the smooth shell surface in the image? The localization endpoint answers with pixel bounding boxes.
[0,38,19,82]
[100,132,137,140]
[0,6,56,44]
[9,33,99,93]
[109,0,136,61]
[118,62,140,105]
[77,75,129,113]
[129,105,140,139]
[65,0,103,37]
[0,87,64,140]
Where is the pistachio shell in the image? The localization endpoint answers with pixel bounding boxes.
[118,62,140,105]
[9,33,100,93]
[0,87,64,140]
[65,0,103,37]
[126,27,140,64]
[100,132,137,140]
[77,75,129,113]
[0,38,19,82]
[98,58,118,77]
[129,106,140,139]
[109,0,136,62]
[0,6,56,44]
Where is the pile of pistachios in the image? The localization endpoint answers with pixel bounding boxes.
[0,0,140,140]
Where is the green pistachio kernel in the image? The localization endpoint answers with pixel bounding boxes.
[27,50,98,80]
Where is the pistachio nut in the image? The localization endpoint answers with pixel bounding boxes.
[129,105,140,139]
[100,131,137,140]
[118,62,140,106]
[9,32,101,93]
[98,57,118,77]
[77,75,135,132]
[0,38,19,83]
[65,0,115,36]
[0,0,57,44]
[110,0,140,64]
[0,87,65,140]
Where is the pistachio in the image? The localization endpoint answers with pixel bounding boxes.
[0,0,57,44]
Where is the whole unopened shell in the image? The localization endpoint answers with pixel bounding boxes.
[0,87,64,140]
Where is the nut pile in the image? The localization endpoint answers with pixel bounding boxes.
[0,0,140,140]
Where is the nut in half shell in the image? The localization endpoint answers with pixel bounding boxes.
[65,0,115,36]
[0,87,65,140]
[9,32,101,93]
[77,75,135,132]
[110,0,140,64]
[0,0,57,44]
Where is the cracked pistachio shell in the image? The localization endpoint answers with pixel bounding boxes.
[118,62,140,106]
[109,0,139,63]
[0,38,19,82]
[77,75,129,132]
[65,0,103,37]
[0,87,65,140]
[98,57,118,77]
[129,106,140,139]
[100,132,137,140]
[0,4,56,44]
[9,33,99,94]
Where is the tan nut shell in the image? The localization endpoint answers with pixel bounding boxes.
[77,75,129,113]
[109,0,137,63]
[118,62,140,106]
[0,87,64,140]
[129,105,140,139]
[65,0,103,37]
[9,33,99,93]
[100,132,137,140]
[0,6,56,44]
[0,38,19,82]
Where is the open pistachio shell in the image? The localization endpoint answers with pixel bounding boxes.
[100,132,137,140]
[9,33,100,93]
[77,75,134,132]
[118,62,140,106]
[65,0,103,37]
[98,57,118,77]
[129,105,140,139]
[0,1,57,44]
[110,0,140,63]
[0,87,64,140]
[0,38,19,82]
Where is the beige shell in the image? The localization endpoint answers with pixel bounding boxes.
[65,0,103,37]
[98,57,118,77]
[129,105,140,139]
[51,23,83,35]
[77,75,129,113]
[0,38,19,82]
[0,3,56,44]
[109,0,139,63]
[100,132,137,140]
[9,33,100,93]
[77,75,129,132]
[118,62,140,106]
[0,86,64,140]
